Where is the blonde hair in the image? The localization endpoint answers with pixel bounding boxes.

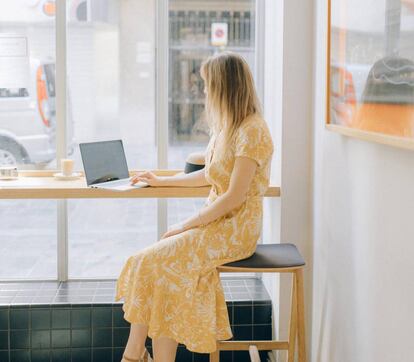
[200,51,262,142]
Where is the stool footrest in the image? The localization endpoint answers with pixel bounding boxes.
[217,340,289,351]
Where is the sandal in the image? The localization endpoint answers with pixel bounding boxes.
[122,347,152,362]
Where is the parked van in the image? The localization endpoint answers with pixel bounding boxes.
[0,58,74,167]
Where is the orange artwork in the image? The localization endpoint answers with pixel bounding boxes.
[327,0,414,142]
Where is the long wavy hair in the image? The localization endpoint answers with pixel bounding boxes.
[200,51,262,143]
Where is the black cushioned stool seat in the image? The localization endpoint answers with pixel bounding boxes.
[223,243,305,269]
[211,243,307,362]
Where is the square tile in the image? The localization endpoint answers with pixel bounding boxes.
[113,328,128,348]
[233,350,251,362]
[16,290,36,297]
[0,330,9,349]
[231,293,251,301]
[71,348,91,362]
[10,309,29,329]
[31,349,51,362]
[0,309,9,330]
[33,296,55,304]
[176,347,193,362]
[227,280,245,286]
[0,350,9,362]
[253,325,272,340]
[10,330,30,349]
[259,350,270,361]
[220,350,233,362]
[12,296,34,304]
[71,308,91,329]
[93,296,112,303]
[92,328,112,348]
[72,329,91,348]
[92,347,112,362]
[0,296,14,304]
[80,282,98,289]
[233,306,252,325]
[75,289,96,296]
[233,325,252,341]
[244,278,260,285]
[113,347,124,362]
[226,304,233,325]
[112,308,128,328]
[31,309,51,330]
[51,348,70,362]
[95,289,114,296]
[51,330,70,348]
[40,282,60,290]
[193,352,209,362]
[53,297,73,304]
[52,309,70,329]
[253,305,272,324]
[32,330,51,349]
[92,308,112,328]
[10,349,30,362]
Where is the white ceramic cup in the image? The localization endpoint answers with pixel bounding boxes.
[61,159,74,177]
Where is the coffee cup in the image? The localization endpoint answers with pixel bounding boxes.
[61,159,74,177]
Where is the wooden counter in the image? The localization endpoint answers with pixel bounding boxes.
[0,170,280,199]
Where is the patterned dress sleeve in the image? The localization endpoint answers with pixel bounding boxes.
[234,118,274,168]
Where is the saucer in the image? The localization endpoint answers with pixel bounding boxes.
[53,172,81,181]
[0,176,18,181]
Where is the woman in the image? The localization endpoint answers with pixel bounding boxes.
[115,51,274,362]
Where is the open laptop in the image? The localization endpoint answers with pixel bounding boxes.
[79,140,148,191]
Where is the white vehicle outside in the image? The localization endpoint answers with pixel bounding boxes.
[0,58,74,167]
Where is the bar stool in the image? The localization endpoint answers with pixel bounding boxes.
[210,243,306,362]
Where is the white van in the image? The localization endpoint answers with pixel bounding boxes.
[0,58,74,167]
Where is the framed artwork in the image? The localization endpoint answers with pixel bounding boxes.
[326,0,414,150]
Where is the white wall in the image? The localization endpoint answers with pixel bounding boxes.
[312,0,414,361]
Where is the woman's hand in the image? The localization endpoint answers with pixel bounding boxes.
[130,171,164,186]
[161,222,187,239]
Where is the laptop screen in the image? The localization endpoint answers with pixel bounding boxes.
[79,140,130,186]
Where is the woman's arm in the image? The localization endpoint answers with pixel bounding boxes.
[161,156,257,239]
[130,168,209,187]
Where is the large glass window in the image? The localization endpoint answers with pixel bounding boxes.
[167,0,257,230]
[168,0,257,167]
[67,0,157,278]
[0,0,264,281]
[0,2,57,280]
[0,2,56,168]
[0,200,57,279]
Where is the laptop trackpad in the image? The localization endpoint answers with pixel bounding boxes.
[112,183,147,191]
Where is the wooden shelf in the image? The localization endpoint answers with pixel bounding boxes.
[0,170,280,199]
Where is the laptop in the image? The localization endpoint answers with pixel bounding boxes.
[79,140,148,191]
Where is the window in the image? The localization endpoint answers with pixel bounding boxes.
[66,0,157,278]
[0,0,263,280]
[0,3,57,280]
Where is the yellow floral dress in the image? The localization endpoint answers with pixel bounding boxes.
[115,114,274,353]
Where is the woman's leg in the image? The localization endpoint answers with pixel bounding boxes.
[122,323,149,361]
[152,336,178,362]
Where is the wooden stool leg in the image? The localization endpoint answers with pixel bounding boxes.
[295,268,306,362]
[210,349,220,362]
[287,273,297,362]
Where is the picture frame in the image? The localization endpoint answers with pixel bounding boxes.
[326,0,414,150]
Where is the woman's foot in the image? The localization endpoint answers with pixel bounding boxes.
[122,347,152,362]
